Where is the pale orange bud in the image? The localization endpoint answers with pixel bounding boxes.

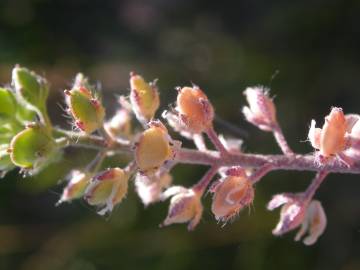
[85,167,129,215]
[176,86,214,134]
[320,107,347,157]
[309,108,347,157]
[57,170,92,204]
[104,109,132,139]
[135,121,173,175]
[130,73,160,124]
[161,186,203,230]
[295,200,327,245]
[211,174,254,222]
[135,172,172,206]
[242,87,277,131]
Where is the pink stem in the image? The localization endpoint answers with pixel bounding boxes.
[249,163,275,183]
[193,166,219,195]
[272,124,294,155]
[205,126,229,157]
[303,171,329,202]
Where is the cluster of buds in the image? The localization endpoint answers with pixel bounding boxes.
[1,65,358,247]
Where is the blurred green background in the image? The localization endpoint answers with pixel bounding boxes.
[0,0,360,269]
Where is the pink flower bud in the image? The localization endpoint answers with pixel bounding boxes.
[161,186,203,230]
[104,108,132,139]
[135,172,172,206]
[84,167,129,215]
[176,86,214,134]
[211,173,254,222]
[294,200,327,245]
[57,170,92,204]
[135,121,174,175]
[130,73,160,124]
[308,107,347,157]
[242,87,277,131]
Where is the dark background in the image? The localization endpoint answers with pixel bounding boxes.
[0,0,360,269]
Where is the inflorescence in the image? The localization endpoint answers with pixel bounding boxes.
[1,66,360,245]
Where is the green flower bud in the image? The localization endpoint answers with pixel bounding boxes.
[65,87,105,134]
[12,66,49,110]
[9,125,57,171]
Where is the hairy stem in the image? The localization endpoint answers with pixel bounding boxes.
[272,124,294,155]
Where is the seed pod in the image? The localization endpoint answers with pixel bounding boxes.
[242,87,277,131]
[65,86,105,134]
[12,66,49,111]
[135,121,173,175]
[9,125,56,170]
[58,170,92,204]
[85,167,129,215]
[130,73,160,124]
[211,174,254,222]
[176,86,214,133]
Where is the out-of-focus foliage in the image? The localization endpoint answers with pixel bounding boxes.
[0,0,359,269]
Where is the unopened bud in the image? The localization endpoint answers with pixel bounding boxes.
[9,125,56,171]
[135,172,172,206]
[130,73,160,124]
[242,86,277,131]
[12,66,49,111]
[211,172,254,222]
[58,170,92,204]
[66,86,105,134]
[135,121,173,175]
[176,86,214,134]
[85,167,129,215]
[104,109,131,139]
[308,107,347,157]
[161,186,203,230]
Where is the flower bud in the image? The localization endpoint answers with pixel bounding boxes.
[135,121,173,175]
[211,173,254,222]
[161,186,203,230]
[65,86,105,134]
[0,88,17,122]
[12,66,49,110]
[242,87,277,131]
[57,170,92,204]
[104,109,131,139]
[294,200,327,245]
[130,73,160,124]
[176,86,214,134]
[308,107,347,157]
[135,172,172,206]
[9,124,57,171]
[84,167,129,215]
